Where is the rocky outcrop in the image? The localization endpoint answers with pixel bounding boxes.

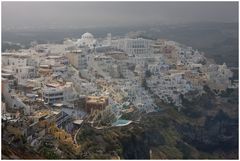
[177,110,238,153]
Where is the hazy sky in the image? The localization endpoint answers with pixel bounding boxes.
[2,2,238,29]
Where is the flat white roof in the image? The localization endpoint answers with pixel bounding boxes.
[73,119,84,125]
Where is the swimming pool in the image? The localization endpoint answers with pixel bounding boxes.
[112,119,132,127]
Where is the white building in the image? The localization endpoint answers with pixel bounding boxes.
[148,64,169,75]
[2,78,31,114]
[76,32,97,49]
[15,66,36,84]
[112,38,153,56]
[206,63,233,91]
[107,33,112,46]
[147,72,194,107]
[42,82,77,105]
[2,53,37,67]
[2,52,37,84]
[66,49,89,70]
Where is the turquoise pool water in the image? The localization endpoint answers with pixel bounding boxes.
[112,119,132,127]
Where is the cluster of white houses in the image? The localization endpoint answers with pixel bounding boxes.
[2,53,38,85]
[2,32,235,114]
[2,32,237,156]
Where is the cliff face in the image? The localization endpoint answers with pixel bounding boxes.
[3,89,238,159]
[177,110,238,154]
[119,111,238,159]
[121,133,150,159]
[76,88,238,159]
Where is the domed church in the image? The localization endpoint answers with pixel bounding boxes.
[76,32,97,49]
